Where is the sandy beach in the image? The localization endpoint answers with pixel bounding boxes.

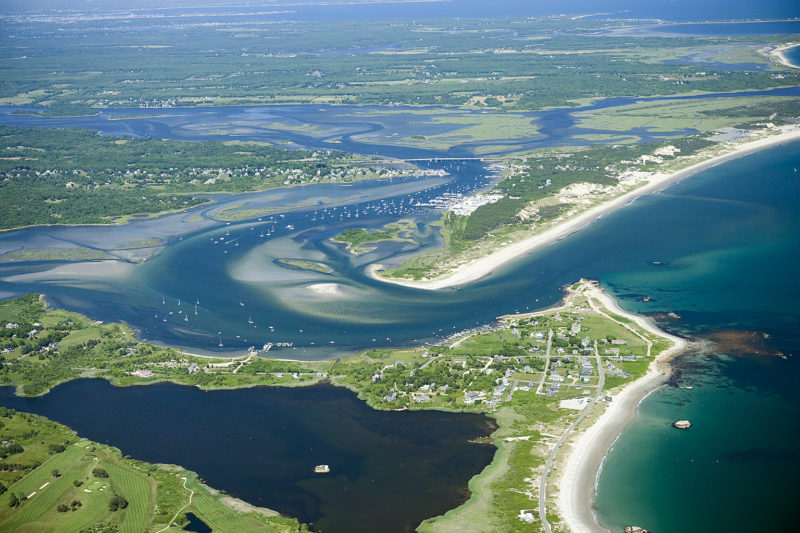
[369,125,800,290]
[765,42,800,69]
[556,283,689,533]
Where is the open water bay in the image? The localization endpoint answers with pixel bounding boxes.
[0,380,496,533]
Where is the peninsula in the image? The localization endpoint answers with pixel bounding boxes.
[0,280,685,531]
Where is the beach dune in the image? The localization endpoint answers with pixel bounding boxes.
[369,126,800,291]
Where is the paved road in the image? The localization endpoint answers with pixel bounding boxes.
[538,340,605,533]
[535,329,553,395]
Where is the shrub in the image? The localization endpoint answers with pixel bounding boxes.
[108,495,128,512]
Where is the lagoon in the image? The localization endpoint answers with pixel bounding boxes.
[0,379,496,533]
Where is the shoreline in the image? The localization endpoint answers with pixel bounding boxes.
[368,125,800,290]
[556,283,690,533]
[765,42,800,69]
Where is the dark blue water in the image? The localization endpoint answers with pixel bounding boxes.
[0,380,496,533]
[183,513,211,533]
[783,44,800,68]
[3,0,799,23]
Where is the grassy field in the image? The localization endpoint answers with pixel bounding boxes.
[573,95,797,132]
[0,410,306,532]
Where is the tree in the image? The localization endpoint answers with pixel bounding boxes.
[92,468,109,478]
[108,495,128,512]
[49,443,66,453]
[52,469,61,477]
[57,503,69,512]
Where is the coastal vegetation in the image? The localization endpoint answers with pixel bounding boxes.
[0,281,674,531]
[0,126,382,230]
[331,220,417,254]
[275,259,334,275]
[0,407,308,532]
[2,14,798,113]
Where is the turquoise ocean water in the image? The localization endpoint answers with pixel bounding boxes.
[594,141,800,532]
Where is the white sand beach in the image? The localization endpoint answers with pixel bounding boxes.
[765,42,800,68]
[369,126,800,290]
[556,283,689,533]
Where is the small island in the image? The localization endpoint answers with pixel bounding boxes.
[331,220,418,254]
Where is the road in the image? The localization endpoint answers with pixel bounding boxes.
[538,340,605,533]
[535,329,553,395]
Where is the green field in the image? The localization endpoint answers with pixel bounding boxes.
[0,410,304,532]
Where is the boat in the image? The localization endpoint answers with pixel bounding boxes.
[673,419,692,430]
[314,464,330,474]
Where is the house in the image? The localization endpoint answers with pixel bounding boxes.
[188,363,199,374]
[384,393,397,402]
[464,392,480,405]
[4,323,19,329]
[132,369,154,378]
[611,339,627,345]
[604,348,620,355]
[415,393,430,403]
